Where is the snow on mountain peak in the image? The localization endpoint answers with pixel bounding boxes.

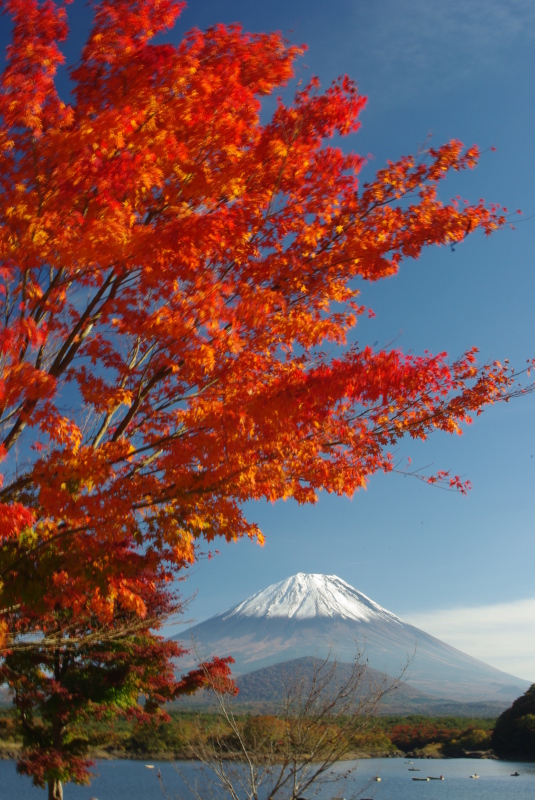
[223,573,403,624]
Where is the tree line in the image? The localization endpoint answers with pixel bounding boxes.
[0,708,497,759]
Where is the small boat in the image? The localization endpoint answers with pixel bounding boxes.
[405,760,413,764]
[470,774,480,779]
[408,767,421,771]
[428,775,444,780]
[373,776,381,782]
[412,777,430,782]
[145,765,155,770]
[511,771,520,777]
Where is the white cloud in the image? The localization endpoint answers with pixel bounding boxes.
[404,597,535,682]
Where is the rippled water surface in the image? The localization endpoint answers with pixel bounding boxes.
[1,757,535,799]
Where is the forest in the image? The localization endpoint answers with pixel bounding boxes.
[0,709,496,761]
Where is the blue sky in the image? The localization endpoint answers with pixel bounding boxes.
[166,0,535,681]
[2,1,534,680]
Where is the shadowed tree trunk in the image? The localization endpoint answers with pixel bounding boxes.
[47,656,64,800]
[48,778,63,800]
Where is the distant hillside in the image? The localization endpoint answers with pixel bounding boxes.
[492,684,535,759]
[178,657,514,717]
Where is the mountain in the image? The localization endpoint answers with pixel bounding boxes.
[173,573,530,703]
[179,656,515,717]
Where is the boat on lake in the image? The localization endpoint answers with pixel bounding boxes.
[413,777,430,781]
[470,773,480,779]
[428,775,444,780]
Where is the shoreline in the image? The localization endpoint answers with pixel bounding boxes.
[0,745,503,763]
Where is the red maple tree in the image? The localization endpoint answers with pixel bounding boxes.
[0,0,532,797]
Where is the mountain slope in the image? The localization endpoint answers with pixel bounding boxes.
[179,657,516,716]
[174,573,530,703]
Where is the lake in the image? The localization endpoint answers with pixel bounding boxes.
[1,757,534,799]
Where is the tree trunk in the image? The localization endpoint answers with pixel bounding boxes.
[48,778,63,800]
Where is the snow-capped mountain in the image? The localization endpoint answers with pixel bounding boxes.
[226,573,402,623]
[174,573,530,703]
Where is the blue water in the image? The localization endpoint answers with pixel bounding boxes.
[1,757,534,800]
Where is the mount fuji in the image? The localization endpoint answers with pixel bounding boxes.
[174,573,530,703]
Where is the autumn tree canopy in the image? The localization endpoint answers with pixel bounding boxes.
[0,0,532,793]
[1,0,532,654]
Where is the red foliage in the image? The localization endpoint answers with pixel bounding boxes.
[390,722,462,751]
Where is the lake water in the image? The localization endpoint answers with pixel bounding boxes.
[1,757,534,800]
